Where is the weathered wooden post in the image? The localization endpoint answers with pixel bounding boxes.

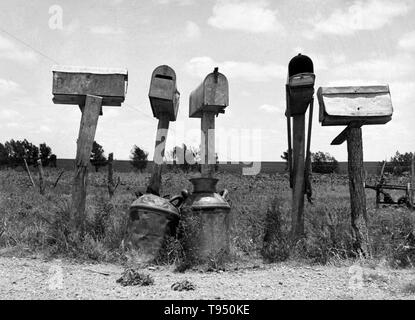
[37,159,45,195]
[146,65,180,195]
[285,54,315,241]
[52,66,128,233]
[317,85,393,255]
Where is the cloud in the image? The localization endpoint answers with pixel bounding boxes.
[0,79,20,96]
[185,21,201,39]
[156,0,194,5]
[185,56,286,82]
[259,104,284,113]
[310,0,410,37]
[89,25,124,35]
[0,109,20,119]
[0,35,37,64]
[62,19,81,35]
[208,0,283,33]
[398,30,415,50]
[320,53,415,83]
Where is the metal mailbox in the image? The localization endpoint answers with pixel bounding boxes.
[52,66,128,106]
[286,54,315,116]
[189,68,229,118]
[149,65,180,121]
[318,86,393,126]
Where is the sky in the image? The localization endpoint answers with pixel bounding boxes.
[0,0,414,162]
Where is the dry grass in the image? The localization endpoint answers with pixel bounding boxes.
[0,167,414,267]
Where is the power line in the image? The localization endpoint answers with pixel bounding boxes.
[0,26,60,64]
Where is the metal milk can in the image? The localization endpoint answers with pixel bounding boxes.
[180,177,231,265]
[128,193,184,262]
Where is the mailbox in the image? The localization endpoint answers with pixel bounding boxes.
[52,65,128,106]
[318,86,393,126]
[189,67,229,118]
[149,65,180,121]
[286,54,315,116]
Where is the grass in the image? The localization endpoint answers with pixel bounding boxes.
[0,167,414,268]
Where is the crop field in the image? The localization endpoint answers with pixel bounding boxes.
[1,168,414,267]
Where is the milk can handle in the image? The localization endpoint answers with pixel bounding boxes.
[169,195,183,207]
[220,189,229,201]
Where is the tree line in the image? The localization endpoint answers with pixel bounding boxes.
[0,139,56,168]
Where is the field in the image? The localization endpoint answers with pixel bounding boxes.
[0,167,415,299]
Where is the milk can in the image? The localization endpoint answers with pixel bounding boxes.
[180,177,231,266]
[128,193,184,263]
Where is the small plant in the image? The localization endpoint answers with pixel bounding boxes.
[402,282,415,294]
[116,269,154,286]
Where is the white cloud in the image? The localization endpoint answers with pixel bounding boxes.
[310,0,410,37]
[208,0,283,33]
[321,53,415,83]
[0,109,20,119]
[259,104,284,113]
[185,21,201,39]
[185,56,286,82]
[0,79,20,96]
[62,19,81,35]
[89,25,124,35]
[398,30,415,50]
[156,0,194,5]
[0,35,37,64]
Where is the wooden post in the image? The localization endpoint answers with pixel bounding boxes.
[72,94,102,233]
[107,153,115,199]
[201,111,216,178]
[147,113,170,195]
[411,153,415,208]
[291,114,306,239]
[23,158,36,188]
[347,127,369,256]
[37,159,45,195]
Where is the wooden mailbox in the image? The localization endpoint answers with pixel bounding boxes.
[149,65,180,122]
[51,65,128,233]
[52,66,128,107]
[317,84,393,255]
[189,67,229,118]
[318,86,393,127]
[286,54,315,116]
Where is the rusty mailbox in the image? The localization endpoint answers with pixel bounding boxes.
[52,66,128,108]
[318,86,393,127]
[189,67,229,118]
[286,54,315,116]
[149,65,180,121]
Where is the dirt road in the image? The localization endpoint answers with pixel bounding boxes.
[0,256,414,300]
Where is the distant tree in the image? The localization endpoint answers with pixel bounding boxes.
[90,141,107,172]
[39,143,52,166]
[280,150,291,170]
[49,154,57,167]
[0,143,8,167]
[385,151,414,175]
[130,145,148,172]
[4,139,39,166]
[311,151,338,174]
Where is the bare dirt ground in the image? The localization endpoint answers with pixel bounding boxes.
[0,256,414,300]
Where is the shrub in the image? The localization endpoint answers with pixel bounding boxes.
[130,145,148,172]
[311,151,339,174]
